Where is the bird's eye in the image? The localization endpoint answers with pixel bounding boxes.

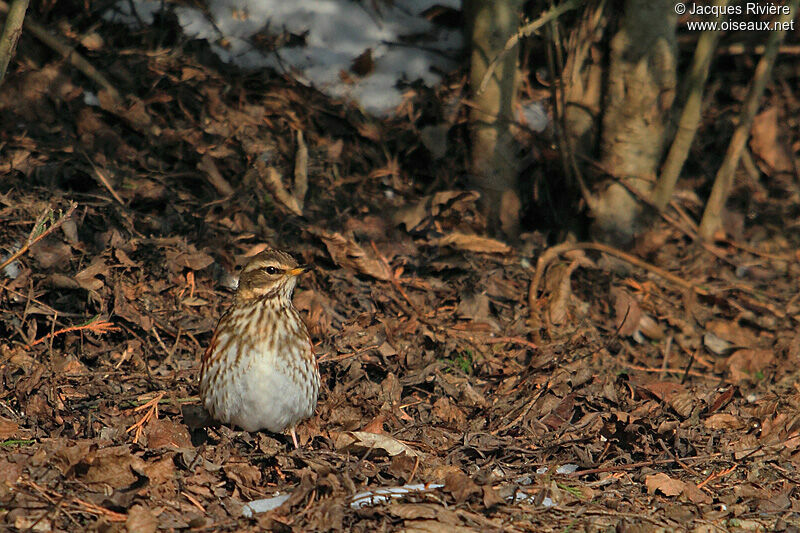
[264,266,280,275]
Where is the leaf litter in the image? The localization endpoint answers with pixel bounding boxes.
[0,4,800,532]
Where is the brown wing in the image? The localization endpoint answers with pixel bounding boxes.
[199,310,230,384]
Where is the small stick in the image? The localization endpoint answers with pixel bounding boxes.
[698,0,798,239]
[567,453,727,477]
[27,316,118,348]
[660,334,672,381]
[198,154,235,197]
[528,241,709,312]
[0,202,77,273]
[0,0,121,101]
[0,0,29,84]
[477,0,581,95]
[293,130,308,209]
[90,165,125,205]
[251,160,302,216]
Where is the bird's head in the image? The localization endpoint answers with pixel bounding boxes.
[235,249,307,304]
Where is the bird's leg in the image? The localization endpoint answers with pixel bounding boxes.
[290,427,299,449]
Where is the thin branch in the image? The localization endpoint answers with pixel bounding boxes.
[125,391,165,444]
[477,0,581,95]
[698,0,797,239]
[528,241,710,314]
[0,0,29,84]
[198,154,235,197]
[652,0,729,211]
[27,316,119,348]
[294,130,308,210]
[0,202,77,273]
[0,0,121,101]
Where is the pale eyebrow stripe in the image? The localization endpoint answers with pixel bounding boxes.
[242,261,267,274]
[242,262,286,274]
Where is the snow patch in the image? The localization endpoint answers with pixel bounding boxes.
[105,0,462,114]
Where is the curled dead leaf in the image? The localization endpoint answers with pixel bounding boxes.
[444,471,481,503]
[394,190,480,232]
[611,287,642,337]
[435,233,510,254]
[310,228,391,280]
[165,247,214,272]
[704,413,746,430]
[645,472,685,497]
[333,431,421,457]
[74,256,109,291]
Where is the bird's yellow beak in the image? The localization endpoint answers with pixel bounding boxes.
[287,266,308,277]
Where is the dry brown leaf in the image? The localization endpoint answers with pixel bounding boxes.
[638,313,665,340]
[74,256,108,291]
[444,470,481,503]
[724,349,774,383]
[545,261,581,327]
[333,431,421,457]
[83,446,146,487]
[361,414,386,434]
[704,413,745,430]
[225,462,262,488]
[402,520,479,533]
[639,381,685,403]
[114,284,154,331]
[611,287,642,336]
[165,247,214,271]
[126,505,158,533]
[387,503,441,520]
[456,293,490,321]
[432,397,466,426]
[683,482,712,505]
[258,164,303,216]
[312,229,391,280]
[145,417,193,449]
[142,455,176,485]
[706,320,758,349]
[435,233,510,254]
[750,107,793,174]
[645,472,685,497]
[30,240,72,269]
[394,190,480,232]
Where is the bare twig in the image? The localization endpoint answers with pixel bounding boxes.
[0,0,121,102]
[294,130,308,210]
[477,0,581,95]
[653,0,729,210]
[27,316,118,348]
[125,391,165,444]
[0,0,28,84]
[528,241,710,313]
[251,159,303,216]
[81,153,125,204]
[198,154,235,197]
[698,0,798,239]
[0,202,77,273]
[567,452,729,477]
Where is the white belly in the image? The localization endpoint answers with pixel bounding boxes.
[200,329,319,433]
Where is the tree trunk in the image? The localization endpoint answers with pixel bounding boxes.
[465,0,523,239]
[593,0,676,244]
